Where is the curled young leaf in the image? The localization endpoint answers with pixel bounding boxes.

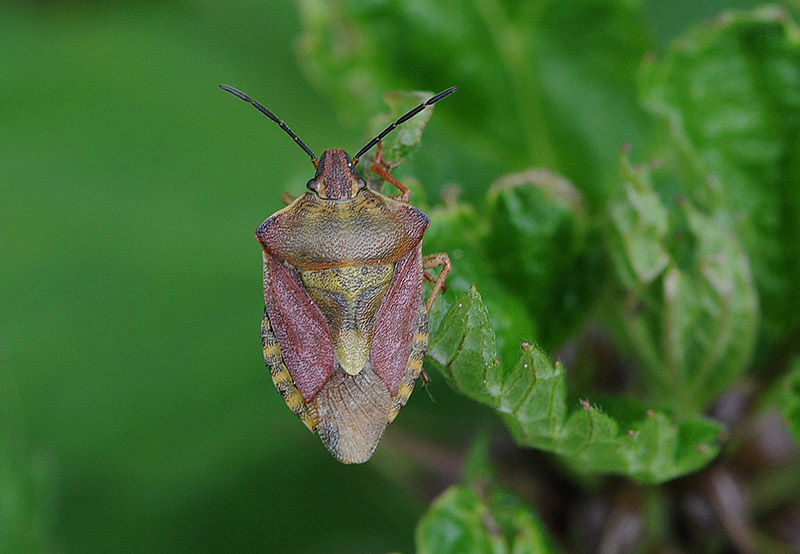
[640,6,800,344]
[484,170,595,349]
[606,156,758,412]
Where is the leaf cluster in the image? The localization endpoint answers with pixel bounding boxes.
[298,2,800,552]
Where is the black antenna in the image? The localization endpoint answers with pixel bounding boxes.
[219,84,318,165]
[353,86,457,164]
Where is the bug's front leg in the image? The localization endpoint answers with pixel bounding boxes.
[422,253,451,312]
[370,141,411,202]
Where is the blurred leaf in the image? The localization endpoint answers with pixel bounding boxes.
[640,6,800,345]
[478,434,559,554]
[606,155,670,288]
[483,170,595,348]
[416,486,508,554]
[424,196,538,367]
[296,0,654,203]
[776,358,800,444]
[426,287,722,483]
[423,168,596,356]
[605,155,758,412]
[415,485,556,554]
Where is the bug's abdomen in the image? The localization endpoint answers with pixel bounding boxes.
[261,299,429,464]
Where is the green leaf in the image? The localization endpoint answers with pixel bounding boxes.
[559,403,722,482]
[358,89,441,192]
[606,156,670,288]
[640,6,800,344]
[493,344,567,453]
[605,156,759,411]
[416,485,556,554]
[483,170,595,348]
[422,169,596,357]
[416,487,507,554]
[776,358,800,444]
[427,285,498,407]
[424,197,538,367]
[296,0,654,204]
[488,488,556,554]
[416,437,558,554]
[426,288,722,483]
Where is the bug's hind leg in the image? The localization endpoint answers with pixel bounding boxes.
[422,253,451,312]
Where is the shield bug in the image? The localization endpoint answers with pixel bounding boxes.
[220,84,455,463]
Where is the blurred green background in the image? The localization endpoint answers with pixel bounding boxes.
[0,1,770,552]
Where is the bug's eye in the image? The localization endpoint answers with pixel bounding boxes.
[356,178,366,190]
[306,179,318,192]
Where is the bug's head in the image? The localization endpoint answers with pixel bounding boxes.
[306,149,366,200]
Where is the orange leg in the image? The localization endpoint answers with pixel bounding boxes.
[420,369,430,387]
[280,192,295,206]
[422,253,451,312]
[423,271,448,291]
[370,141,410,202]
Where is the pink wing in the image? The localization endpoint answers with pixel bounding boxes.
[263,254,335,402]
[369,246,423,395]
